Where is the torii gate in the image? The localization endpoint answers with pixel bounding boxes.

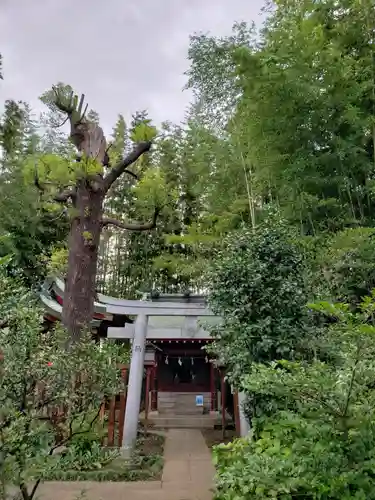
[40,278,250,456]
[103,293,250,456]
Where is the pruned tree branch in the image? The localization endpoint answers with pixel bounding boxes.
[52,86,88,131]
[35,175,74,204]
[103,143,113,168]
[52,87,74,115]
[103,141,152,191]
[52,115,70,129]
[101,207,160,231]
[34,165,45,194]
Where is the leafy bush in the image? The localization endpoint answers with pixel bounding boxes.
[213,295,375,499]
[60,441,118,472]
[0,271,122,500]
[44,434,165,482]
[206,216,315,421]
[207,218,313,374]
[316,227,375,307]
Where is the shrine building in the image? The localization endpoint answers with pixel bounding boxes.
[41,276,249,453]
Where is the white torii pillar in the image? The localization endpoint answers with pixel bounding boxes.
[121,313,148,458]
[238,391,251,437]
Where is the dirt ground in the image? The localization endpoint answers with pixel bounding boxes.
[137,431,165,456]
[201,428,237,449]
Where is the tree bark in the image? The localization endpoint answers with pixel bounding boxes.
[51,89,157,341]
[62,181,105,340]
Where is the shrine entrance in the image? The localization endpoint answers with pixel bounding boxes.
[41,278,251,456]
[154,341,211,392]
[157,354,210,393]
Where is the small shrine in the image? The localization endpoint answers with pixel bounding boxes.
[41,277,250,455]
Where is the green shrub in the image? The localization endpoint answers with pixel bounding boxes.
[59,441,118,472]
[0,271,122,500]
[213,296,375,499]
[44,434,165,482]
[206,217,315,423]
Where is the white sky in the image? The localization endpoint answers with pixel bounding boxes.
[0,0,265,134]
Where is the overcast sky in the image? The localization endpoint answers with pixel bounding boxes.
[0,0,265,135]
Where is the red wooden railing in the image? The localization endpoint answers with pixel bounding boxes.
[34,365,130,448]
[101,366,129,447]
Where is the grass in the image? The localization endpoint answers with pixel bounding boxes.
[44,432,165,482]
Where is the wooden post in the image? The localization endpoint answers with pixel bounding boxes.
[99,399,106,446]
[210,363,217,411]
[220,370,226,439]
[99,400,105,423]
[118,367,128,447]
[151,364,158,411]
[107,396,116,447]
[233,391,241,437]
[144,367,151,429]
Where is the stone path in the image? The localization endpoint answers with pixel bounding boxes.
[161,429,215,499]
[35,429,215,500]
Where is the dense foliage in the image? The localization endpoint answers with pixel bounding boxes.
[184,0,375,497]
[214,297,375,499]
[207,216,312,382]
[0,271,122,500]
[315,228,375,307]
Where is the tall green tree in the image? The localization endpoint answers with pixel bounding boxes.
[0,100,68,283]
[98,113,188,298]
[233,0,375,232]
[185,0,375,235]
[0,100,27,166]
[97,114,129,293]
[206,216,313,393]
[34,85,162,340]
[110,111,171,297]
[186,22,255,131]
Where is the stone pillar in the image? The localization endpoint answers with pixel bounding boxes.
[121,313,148,458]
[233,391,240,435]
[238,391,251,437]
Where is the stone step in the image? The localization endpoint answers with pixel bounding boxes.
[145,415,216,429]
[158,402,211,408]
[159,402,206,406]
[159,403,211,408]
[159,392,210,398]
[159,402,209,408]
[158,394,211,404]
[160,410,205,416]
[159,406,209,414]
[157,392,212,421]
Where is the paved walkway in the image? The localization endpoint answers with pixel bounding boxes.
[162,429,215,498]
[34,429,215,500]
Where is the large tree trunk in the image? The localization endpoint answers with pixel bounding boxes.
[50,88,154,341]
[62,181,104,340]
